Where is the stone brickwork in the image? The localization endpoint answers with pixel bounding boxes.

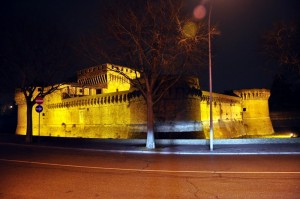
[14,64,274,139]
[234,89,274,136]
[39,91,131,138]
[200,91,246,139]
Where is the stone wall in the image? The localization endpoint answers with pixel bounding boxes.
[128,91,203,139]
[15,90,129,138]
[234,89,274,136]
[15,86,274,139]
[201,91,245,139]
[46,92,130,138]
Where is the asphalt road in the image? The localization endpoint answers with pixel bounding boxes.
[0,143,299,199]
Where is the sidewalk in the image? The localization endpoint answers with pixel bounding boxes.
[1,134,300,155]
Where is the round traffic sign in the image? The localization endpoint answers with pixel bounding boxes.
[35,105,43,113]
[36,96,44,104]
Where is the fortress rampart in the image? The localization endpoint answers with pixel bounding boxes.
[200,91,245,138]
[15,88,274,139]
[234,89,274,135]
[14,64,274,139]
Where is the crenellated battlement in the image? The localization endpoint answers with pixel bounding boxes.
[76,63,139,91]
[14,64,275,139]
[233,89,274,136]
[234,89,270,100]
[48,92,129,109]
[201,91,240,104]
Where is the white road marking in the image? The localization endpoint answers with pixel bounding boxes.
[1,158,300,174]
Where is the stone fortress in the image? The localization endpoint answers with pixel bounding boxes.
[15,63,274,139]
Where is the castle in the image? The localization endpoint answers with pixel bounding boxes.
[14,63,274,139]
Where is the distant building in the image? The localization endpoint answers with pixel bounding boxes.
[15,63,274,139]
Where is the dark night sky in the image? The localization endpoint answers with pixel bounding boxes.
[1,0,300,97]
[210,0,300,92]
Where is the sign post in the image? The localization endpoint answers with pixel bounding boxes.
[35,97,44,143]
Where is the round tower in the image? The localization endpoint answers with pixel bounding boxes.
[234,89,274,136]
[128,76,203,138]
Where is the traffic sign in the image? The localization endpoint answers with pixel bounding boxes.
[35,105,43,113]
[36,96,44,104]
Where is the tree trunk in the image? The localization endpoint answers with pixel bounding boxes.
[146,91,155,149]
[25,102,34,143]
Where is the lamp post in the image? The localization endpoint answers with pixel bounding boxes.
[193,0,214,151]
[208,0,214,151]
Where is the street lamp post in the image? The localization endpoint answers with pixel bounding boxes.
[208,1,214,151]
[193,0,214,151]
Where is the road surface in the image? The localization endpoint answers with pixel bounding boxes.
[0,143,299,198]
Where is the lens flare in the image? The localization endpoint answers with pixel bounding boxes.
[182,21,198,38]
[193,5,206,19]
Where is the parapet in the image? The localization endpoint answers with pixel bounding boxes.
[234,88,274,135]
[233,89,270,100]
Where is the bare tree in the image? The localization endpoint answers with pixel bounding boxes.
[1,19,71,143]
[82,0,212,148]
[262,21,300,110]
[263,21,300,74]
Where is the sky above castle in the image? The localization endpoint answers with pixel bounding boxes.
[1,0,300,95]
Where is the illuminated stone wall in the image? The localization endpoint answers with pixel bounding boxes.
[77,63,139,94]
[14,64,274,139]
[200,91,246,139]
[16,88,203,138]
[15,87,274,139]
[128,90,202,138]
[15,90,131,138]
[15,91,27,135]
[234,89,274,135]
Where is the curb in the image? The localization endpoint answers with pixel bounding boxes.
[1,135,300,155]
[1,142,300,155]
